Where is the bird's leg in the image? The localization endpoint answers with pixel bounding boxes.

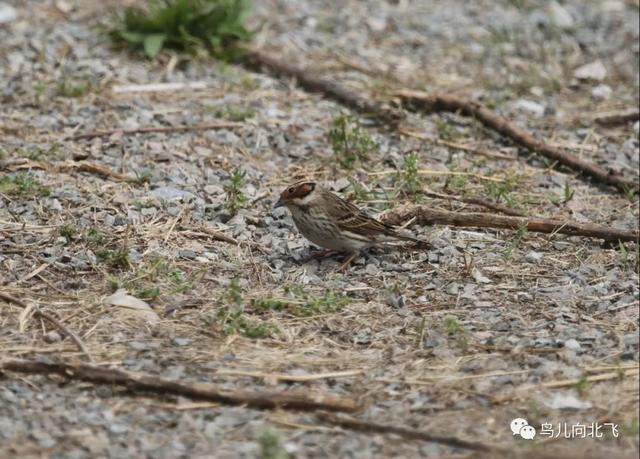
[300,248,339,263]
[309,248,337,259]
[334,253,357,273]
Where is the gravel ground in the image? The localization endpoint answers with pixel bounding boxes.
[1,0,639,458]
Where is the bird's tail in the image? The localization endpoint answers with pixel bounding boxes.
[387,228,431,248]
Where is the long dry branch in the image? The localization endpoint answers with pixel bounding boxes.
[380,206,638,242]
[0,358,358,413]
[69,122,243,141]
[396,90,639,194]
[594,109,640,126]
[0,292,92,361]
[316,412,504,453]
[243,49,404,124]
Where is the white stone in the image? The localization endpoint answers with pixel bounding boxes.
[591,84,612,100]
[574,60,607,81]
[512,99,546,117]
[0,3,18,24]
[564,338,581,350]
[547,1,574,29]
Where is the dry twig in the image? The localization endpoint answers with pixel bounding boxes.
[215,369,364,382]
[316,412,503,453]
[68,122,243,141]
[538,368,638,390]
[112,82,209,93]
[0,358,358,413]
[381,206,639,242]
[396,90,639,194]
[421,188,526,217]
[593,109,640,126]
[398,128,516,161]
[0,292,93,361]
[62,161,138,183]
[243,49,404,124]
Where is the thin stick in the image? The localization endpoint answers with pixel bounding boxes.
[316,412,504,453]
[517,368,639,391]
[243,48,404,124]
[421,188,526,217]
[0,358,358,413]
[396,90,639,194]
[163,205,186,244]
[112,82,209,94]
[68,122,243,141]
[215,369,364,382]
[380,205,639,242]
[63,161,138,183]
[195,225,239,245]
[0,292,93,362]
[398,128,516,161]
[594,109,639,126]
[368,169,505,182]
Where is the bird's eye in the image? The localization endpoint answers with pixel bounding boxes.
[288,188,294,193]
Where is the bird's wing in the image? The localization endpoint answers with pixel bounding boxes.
[322,189,429,246]
[322,190,396,240]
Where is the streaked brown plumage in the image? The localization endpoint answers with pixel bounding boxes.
[274,181,427,269]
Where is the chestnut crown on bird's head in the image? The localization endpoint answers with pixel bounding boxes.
[274,181,316,208]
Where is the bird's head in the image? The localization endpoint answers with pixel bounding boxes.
[274,181,316,209]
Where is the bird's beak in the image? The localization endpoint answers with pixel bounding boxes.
[273,197,286,209]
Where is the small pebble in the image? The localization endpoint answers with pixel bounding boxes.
[43,331,61,343]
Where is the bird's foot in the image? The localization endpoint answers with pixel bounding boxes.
[333,253,357,273]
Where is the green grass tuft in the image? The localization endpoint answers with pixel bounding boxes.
[397,151,423,200]
[224,168,248,215]
[258,427,289,459]
[328,112,376,169]
[57,77,93,98]
[108,0,254,59]
[0,173,50,197]
[205,104,255,121]
[217,279,278,338]
[252,285,351,317]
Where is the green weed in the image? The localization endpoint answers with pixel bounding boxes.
[134,170,153,184]
[348,178,375,202]
[23,144,60,160]
[205,104,255,121]
[131,199,157,209]
[252,285,351,317]
[328,112,376,169]
[218,279,278,338]
[224,168,248,215]
[502,222,528,258]
[57,77,93,98]
[258,427,288,459]
[0,173,50,197]
[436,119,455,141]
[87,228,107,245]
[59,224,77,244]
[397,151,423,199]
[95,248,130,270]
[573,377,590,397]
[33,81,47,105]
[107,255,188,299]
[108,0,253,59]
[415,316,427,347]
[443,315,468,348]
[622,185,637,202]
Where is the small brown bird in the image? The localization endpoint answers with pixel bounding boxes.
[274,181,427,271]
